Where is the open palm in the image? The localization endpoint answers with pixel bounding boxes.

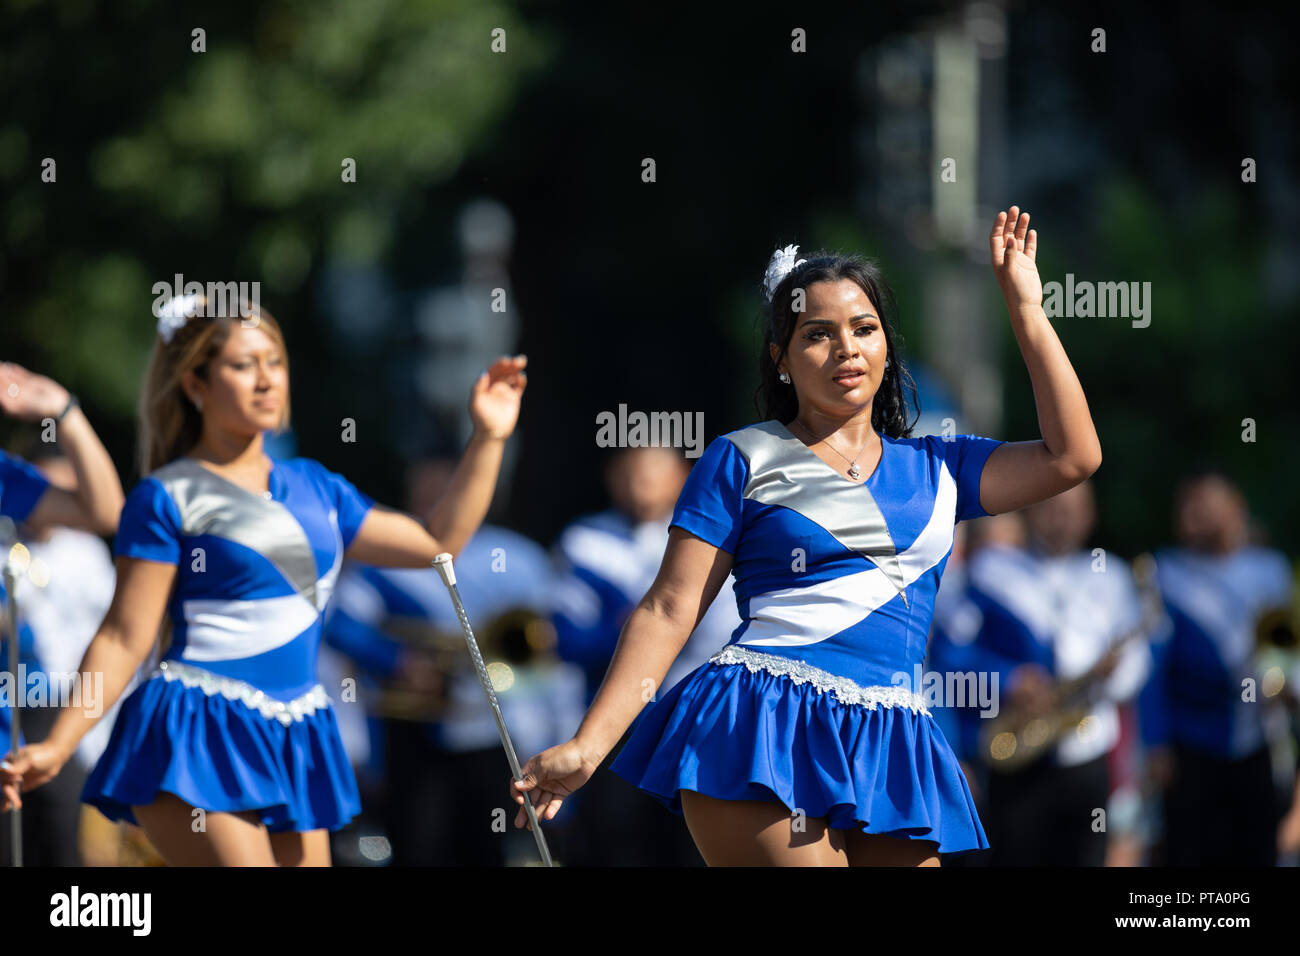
[0,362,69,421]
[468,354,527,437]
[990,206,1042,310]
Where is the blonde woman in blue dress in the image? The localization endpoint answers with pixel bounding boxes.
[511,207,1102,866]
[1,295,527,866]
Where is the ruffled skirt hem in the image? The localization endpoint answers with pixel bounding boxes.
[609,657,989,856]
[82,670,361,834]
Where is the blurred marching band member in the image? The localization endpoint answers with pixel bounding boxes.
[6,450,121,866]
[323,455,583,866]
[924,510,1028,864]
[1139,469,1296,866]
[0,296,527,866]
[512,208,1104,866]
[0,364,124,867]
[548,445,739,865]
[958,482,1150,866]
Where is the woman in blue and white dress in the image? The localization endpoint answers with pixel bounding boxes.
[0,295,527,866]
[0,362,125,761]
[511,208,1102,865]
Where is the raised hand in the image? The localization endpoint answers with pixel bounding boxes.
[989,206,1042,311]
[469,354,527,439]
[0,362,71,422]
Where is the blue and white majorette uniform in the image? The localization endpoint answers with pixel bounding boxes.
[610,420,1003,854]
[81,455,373,832]
[551,508,742,705]
[0,451,51,747]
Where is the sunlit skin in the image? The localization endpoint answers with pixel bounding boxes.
[181,323,289,486]
[0,362,124,534]
[507,207,1102,867]
[0,320,527,866]
[769,280,887,478]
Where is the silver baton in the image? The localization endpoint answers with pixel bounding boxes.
[432,553,553,867]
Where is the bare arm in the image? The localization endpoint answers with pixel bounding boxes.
[0,363,124,535]
[342,355,527,567]
[978,207,1102,516]
[1,556,175,809]
[574,527,735,765]
[510,527,734,826]
[44,557,176,761]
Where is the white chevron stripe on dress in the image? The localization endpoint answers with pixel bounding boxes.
[740,462,958,647]
[182,511,343,662]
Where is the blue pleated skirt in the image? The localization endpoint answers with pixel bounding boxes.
[82,669,361,833]
[610,657,989,856]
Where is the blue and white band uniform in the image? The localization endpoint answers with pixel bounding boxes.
[0,451,52,747]
[81,456,373,833]
[1139,546,1295,760]
[610,421,1004,855]
[960,545,1151,767]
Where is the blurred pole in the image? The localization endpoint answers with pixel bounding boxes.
[415,199,521,500]
[928,3,1007,436]
[863,2,1007,437]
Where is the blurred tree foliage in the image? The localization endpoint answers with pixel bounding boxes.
[1,0,548,477]
[2,0,1296,557]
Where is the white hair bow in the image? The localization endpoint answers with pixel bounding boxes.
[762,244,807,301]
[156,294,201,344]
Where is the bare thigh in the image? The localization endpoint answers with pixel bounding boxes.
[681,790,941,867]
[680,790,849,866]
[132,792,276,866]
[269,828,332,866]
[844,829,940,867]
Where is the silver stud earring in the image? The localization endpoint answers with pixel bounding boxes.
[884,358,891,370]
[193,395,203,411]
[779,371,791,384]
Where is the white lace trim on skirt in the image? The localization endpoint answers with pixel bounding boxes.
[155,659,331,726]
[708,645,931,715]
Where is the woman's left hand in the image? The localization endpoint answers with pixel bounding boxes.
[468,354,528,438]
[0,362,70,422]
[989,206,1042,312]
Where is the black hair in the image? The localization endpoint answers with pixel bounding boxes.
[754,250,920,438]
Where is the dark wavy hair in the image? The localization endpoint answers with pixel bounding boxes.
[754,250,920,438]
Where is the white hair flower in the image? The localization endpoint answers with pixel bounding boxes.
[156,294,201,344]
[762,244,807,301]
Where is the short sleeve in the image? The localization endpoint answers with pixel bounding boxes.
[114,478,182,564]
[309,460,374,549]
[0,451,51,523]
[670,435,747,553]
[938,434,1004,522]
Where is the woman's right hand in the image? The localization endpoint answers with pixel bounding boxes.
[0,741,70,812]
[509,738,602,829]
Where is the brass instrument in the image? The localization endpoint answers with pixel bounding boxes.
[1255,603,1300,708]
[981,553,1165,773]
[371,606,557,722]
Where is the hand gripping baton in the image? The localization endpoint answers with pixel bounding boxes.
[432,553,553,867]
